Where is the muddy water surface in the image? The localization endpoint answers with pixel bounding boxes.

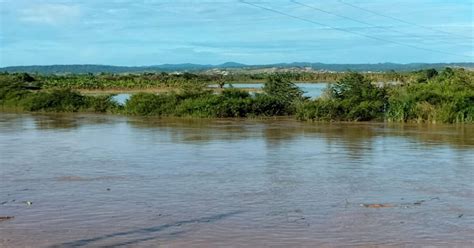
[0,113,473,247]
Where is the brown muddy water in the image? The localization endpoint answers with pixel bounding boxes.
[0,113,473,247]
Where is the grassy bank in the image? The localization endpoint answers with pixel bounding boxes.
[1,69,473,123]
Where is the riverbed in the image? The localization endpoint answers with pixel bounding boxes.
[0,113,473,247]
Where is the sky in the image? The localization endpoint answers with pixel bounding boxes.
[0,0,472,66]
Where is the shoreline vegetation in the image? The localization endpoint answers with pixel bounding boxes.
[1,68,473,123]
[78,87,265,95]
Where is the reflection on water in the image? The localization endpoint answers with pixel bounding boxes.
[0,113,473,247]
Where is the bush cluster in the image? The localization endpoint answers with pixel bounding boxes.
[0,75,119,113]
[297,69,474,123]
[124,88,294,117]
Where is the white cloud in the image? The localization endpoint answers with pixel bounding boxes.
[20,4,81,25]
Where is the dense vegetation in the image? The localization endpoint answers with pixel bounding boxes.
[0,71,410,90]
[1,68,473,123]
[297,73,388,121]
[0,73,298,117]
[120,75,303,117]
[297,68,474,123]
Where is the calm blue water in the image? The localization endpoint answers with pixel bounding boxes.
[112,93,131,105]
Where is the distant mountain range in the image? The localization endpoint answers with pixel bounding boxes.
[1,62,472,74]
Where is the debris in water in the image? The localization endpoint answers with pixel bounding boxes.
[413,200,425,205]
[360,203,394,208]
[0,216,14,222]
[106,188,111,191]
[458,214,464,218]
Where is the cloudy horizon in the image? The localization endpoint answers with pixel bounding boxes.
[0,0,472,67]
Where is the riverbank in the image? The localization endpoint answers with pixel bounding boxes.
[1,69,473,123]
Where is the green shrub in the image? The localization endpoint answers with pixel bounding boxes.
[0,84,32,106]
[296,99,341,121]
[385,87,416,122]
[0,78,37,106]
[298,72,387,121]
[85,95,119,113]
[263,74,304,103]
[125,93,179,116]
[347,100,385,121]
[250,94,294,116]
[221,88,250,99]
[175,95,221,117]
[22,89,86,112]
[386,68,474,123]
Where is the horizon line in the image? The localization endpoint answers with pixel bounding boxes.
[2,61,473,68]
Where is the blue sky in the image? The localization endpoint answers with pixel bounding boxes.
[0,0,472,66]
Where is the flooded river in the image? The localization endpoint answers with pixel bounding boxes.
[0,113,473,247]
